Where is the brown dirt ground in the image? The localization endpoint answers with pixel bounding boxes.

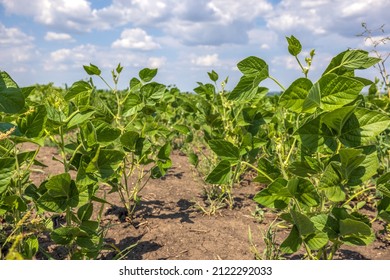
[28,145,390,260]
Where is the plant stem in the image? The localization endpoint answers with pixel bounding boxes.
[269,76,286,91]
[66,206,72,226]
[240,161,275,183]
[295,56,308,78]
[283,138,297,166]
[58,126,69,173]
[328,241,341,260]
[98,76,114,91]
[341,186,376,207]
[303,242,316,260]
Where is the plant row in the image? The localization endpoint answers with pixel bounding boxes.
[1,36,390,259]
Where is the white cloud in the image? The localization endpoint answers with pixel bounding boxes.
[45,44,99,71]
[148,57,167,68]
[112,28,160,50]
[207,0,272,24]
[0,23,36,67]
[0,23,34,46]
[49,49,72,63]
[266,0,390,37]
[95,0,171,28]
[261,44,270,50]
[163,20,250,46]
[191,54,219,67]
[1,0,389,92]
[0,0,98,31]
[44,32,74,41]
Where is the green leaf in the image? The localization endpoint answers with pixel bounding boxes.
[83,64,101,76]
[129,77,142,91]
[290,209,316,236]
[288,160,318,177]
[208,139,240,164]
[76,156,98,187]
[254,158,281,184]
[157,143,171,160]
[77,203,94,221]
[253,178,291,209]
[2,195,27,211]
[123,93,143,116]
[287,178,320,207]
[279,78,313,113]
[21,86,35,99]
[0,158,16,194]
[286,35,302,56]
[188,152,199,167]
[207,70,219,82]
[227,75,263,101]
[46,173,72,198]
[296,114,337,154]
[319,162,345,202]
[65,81,93,101]
[67,110,95,129]
[302,82,321,113]
[339,148,365,177]
[141,82,166,100]
[151,158,172,179]
[205,160,232,185]
[139,68,158,83]
[51,226,86,245]
[120,131,139,151]
[311,214,339,240]
[94,120,121,144]
[0,71,25,114]
[322,106,356,135]
[116,63,123,74]
[38,180,81,212]
[378,197,390,223]
[378,184,390,199]
[237,56,269,78]
[377,172,390,187]
[173,124,190,135]
[17,105,47,137]
[280,226,302,254]
[319,74,364,111]
[339,218,374,246]
[16,151,35,167]
[79,121,97,150]
[23,236,39,259]
[305,232,329,251]
[340,108,390,147]
[324,50,381,75]
[88,149,124,179]
[351,148,379,185]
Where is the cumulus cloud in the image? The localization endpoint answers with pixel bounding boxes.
[148,57,167,68]
[44,44,109,72]
[0,23,34,46]
[207,0,273,24]
[163,20,249,46]
[0,23,36,67]
[44,43,156,73]
[191,54,219,67]
[0,0,98,31]
[112,28,160,50]
[1,0,388,91]
[44,32,74,41]
[265,0,390,37]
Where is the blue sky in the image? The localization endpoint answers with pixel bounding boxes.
[1,0,389,92]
